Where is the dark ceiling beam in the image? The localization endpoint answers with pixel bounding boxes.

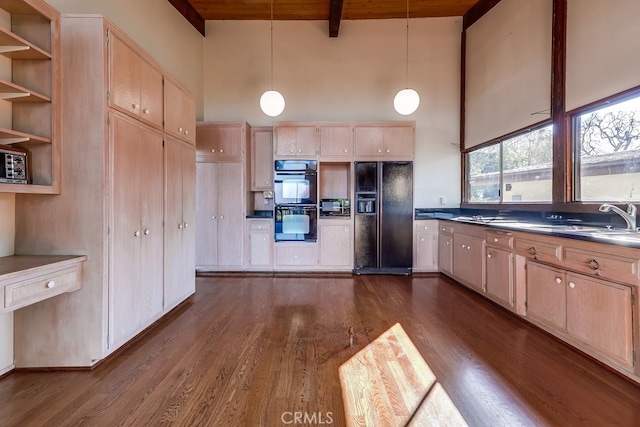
[168,0,205,36]
[328,0,344,37]
[463,0,501,30]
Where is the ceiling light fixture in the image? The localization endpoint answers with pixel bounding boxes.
[394,0,420,115]
[260,0,285,117]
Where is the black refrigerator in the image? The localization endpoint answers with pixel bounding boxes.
[354,161,413,274]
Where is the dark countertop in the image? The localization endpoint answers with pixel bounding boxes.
[246,210,273,219]
[414,208,640,249]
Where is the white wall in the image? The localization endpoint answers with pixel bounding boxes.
[0,0,204,375]
[47,0,204,117]
[203,18,462,208]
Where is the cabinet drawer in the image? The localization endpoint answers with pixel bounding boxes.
[275,244,317,266]
[563,247,639,286]
[4,267,81,310]
[486,231,513,249]
[515,238,561,263]
[416,222,437,232]
[248,220,272,232]
[439,224,453,235]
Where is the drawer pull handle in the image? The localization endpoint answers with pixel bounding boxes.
[528,247,537,256]
[134,230,140,237]
[487,253,492,259]
[588,259,599,270]
[555,277,562,284]
[494,238,499,243]
[46,280,56,289]
[569,282,576,289]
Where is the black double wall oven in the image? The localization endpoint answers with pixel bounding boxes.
[274,160,318,242]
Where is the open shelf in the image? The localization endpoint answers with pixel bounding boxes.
[0,25,50,59]
[0,78,50,102]
[0,126,50,144]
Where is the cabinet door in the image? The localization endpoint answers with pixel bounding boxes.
[138,125,164,324]
[216,162,244,267]
[383,126,414,157]
[319,223,352,267]
[453,233,484,292]
[109,32,140,119]
[319,125,353,158]
[181,91,196,144]
[566,272,634,370]
[415,222,438,271]
[274,126,297,156]
[164,77,185,141]
[164,137,195,308]
[111,113,142,346]
[196,124,243,161]
[275,244,317,266]
[139,58,163,129]
[274,125,317,157]
[526,262,566,331]
[438,234,453,275]
[195,163,219,267]
[249,232,272,267]
[251,127,273,190]
[354,126,384,157]
[486,247,513,308]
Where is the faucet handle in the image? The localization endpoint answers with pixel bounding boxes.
[627,203,637,216]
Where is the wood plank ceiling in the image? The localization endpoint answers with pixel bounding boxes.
[169,0,481,37]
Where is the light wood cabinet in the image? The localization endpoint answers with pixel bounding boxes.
[13,15,196,368]
[246,219,273,270]
[414,221,438,272]
[196,122,248,162]
[275,243,318,268]
[453,232,485,292]
[165,75,196,144]
[319,220,353,270]
[0,0,60,193]
[485,230,514,310]
[354,123,414,159]
[250,126,273,191]
[196,162,245,270]
[164,136,196,310]
[438,224,453,276]
[527,261,635,372]
[109,31,163,129]
[110,112,164,347]
[274,124,318,157]
[318,124,353,159]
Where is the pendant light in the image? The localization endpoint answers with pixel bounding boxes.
[260,0,285,117]
[394,0,420,115]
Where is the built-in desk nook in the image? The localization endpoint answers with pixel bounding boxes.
[0,255,86,314]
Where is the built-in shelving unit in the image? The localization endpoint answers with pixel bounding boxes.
[0,0,60,193]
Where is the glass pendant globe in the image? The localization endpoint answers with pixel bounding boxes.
[393,88,420,115]
[260,90,285,117]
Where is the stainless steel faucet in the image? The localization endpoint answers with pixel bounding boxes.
[598,203,638,231]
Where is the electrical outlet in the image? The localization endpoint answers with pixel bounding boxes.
[440,196,447,205]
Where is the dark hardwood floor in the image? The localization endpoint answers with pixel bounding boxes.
[1,274,640,426]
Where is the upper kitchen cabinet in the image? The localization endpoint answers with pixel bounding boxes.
[109,31,163,130]
[0,0,60,194]
[354,122,415,160]
[196,121,248,162]
[274,123,318,158]
[250,126,273,191]
[164,75,196,145]
[318,123,353,159]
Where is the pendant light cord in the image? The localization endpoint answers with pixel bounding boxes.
[270,0,274,90]
[405,0,409,89]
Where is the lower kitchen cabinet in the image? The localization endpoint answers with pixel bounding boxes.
[274,243,318,269]
[527,261,635,373]
[246,219,273,270]
[485,230,515,310]
[438,224,453,276]
[453,232,485,292]
[413,220,438,272]
[196,162,245,271]
[319,220,353,270]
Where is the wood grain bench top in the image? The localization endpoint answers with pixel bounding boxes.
[339,323,467,426]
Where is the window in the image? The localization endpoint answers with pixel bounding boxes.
[573,94,640,202]
[466,125,553,203]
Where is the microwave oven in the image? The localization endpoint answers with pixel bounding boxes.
[0,147,28,184]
